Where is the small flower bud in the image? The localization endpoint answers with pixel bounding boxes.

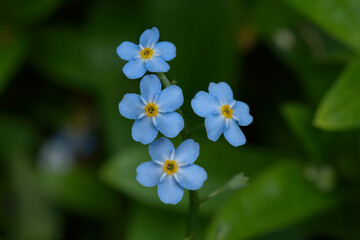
[225,172,249,190]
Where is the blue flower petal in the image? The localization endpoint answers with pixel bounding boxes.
[154,41,176,61]
[116,41,140,61]
[209,82,234,105]
[158,175,184,204]
[155,112,184,138]
[140,74,161,102]
[205,114,225,141]
[233,101,253,126]
[176,165,207,190]
[123,58,147,79]
[136,161,163,187]
[118,93,144,119]
[224,119,246,147]
[140,27,160,48]
[145,56,170,73]
[132,117,158,144]
[174,139,199,165]
[191,91,221,118]
[157,85,183,112]
[149,137,175,162]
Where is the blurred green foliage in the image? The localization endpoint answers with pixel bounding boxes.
[283,0,360,52]
[314,58,360,130]
[0,29,28,94]
[100,140,288,214]
[0,0,360,239]
[206,161,337,240]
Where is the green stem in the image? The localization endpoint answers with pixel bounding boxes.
[157,72,199,239]
[186,190,200,239]
[157,72,172,87]
[189,123,205,135]
[199,185,227,204]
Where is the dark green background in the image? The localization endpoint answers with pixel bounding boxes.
[1,0,360,239]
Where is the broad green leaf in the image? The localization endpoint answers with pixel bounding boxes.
[125,204,187,240]
[282,0,360,52]
[205,161,336,240]
[100,139,292,214]
[0,28,28,94]
[281,102,326,159]
[314,58,360,130]
[39,168,121,218]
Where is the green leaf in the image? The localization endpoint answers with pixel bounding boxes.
[39,168,121,218]
[314,58,360,130]
[0,27,28,94]
[100,139,292,214]
[125,204,187,240]
[205,161,337,240]
[281,102,326,159]
[282,0,360,52]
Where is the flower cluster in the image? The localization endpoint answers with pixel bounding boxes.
[117,27,252,204]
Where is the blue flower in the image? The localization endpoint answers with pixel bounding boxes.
[119,74,184,144]
[136,137,207,204]
[191,82,253,147]
[116,27,176,79]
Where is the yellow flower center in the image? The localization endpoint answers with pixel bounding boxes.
[221,105,233,119]
[140,47,154,59]
[163,160,178,175]
[144,102,158,117]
